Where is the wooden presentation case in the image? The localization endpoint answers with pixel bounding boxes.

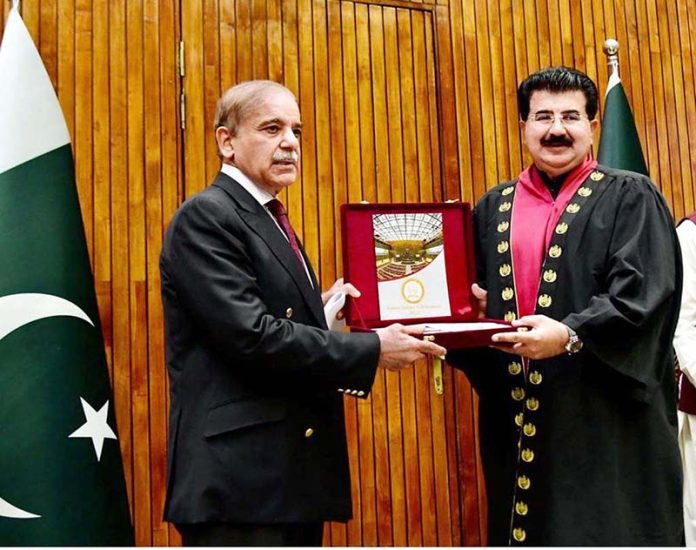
[340,202,513,349]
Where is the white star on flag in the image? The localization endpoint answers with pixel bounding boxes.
[69,398,117,461]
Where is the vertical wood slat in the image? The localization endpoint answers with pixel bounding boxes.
[0,0,180,546]
[3,0,696,546]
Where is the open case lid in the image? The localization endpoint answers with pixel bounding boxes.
[340,202,477,328]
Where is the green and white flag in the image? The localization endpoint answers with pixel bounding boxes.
[597,70,649,176]
[0,6,133,545]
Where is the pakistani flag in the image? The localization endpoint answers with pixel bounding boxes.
[597,70,649,176]
[0,6,133,546]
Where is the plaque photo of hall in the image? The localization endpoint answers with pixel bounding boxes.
[372,213,444,282]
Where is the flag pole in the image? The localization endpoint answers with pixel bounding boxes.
[597,37,649,175]
[603,38,620,83]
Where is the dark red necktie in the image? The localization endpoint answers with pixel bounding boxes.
[266,198,305,268]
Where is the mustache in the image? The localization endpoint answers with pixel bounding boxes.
[541,136,573,147]
[272,151,299,163]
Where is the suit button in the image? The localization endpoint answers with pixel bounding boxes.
[350,390,358,395]
[515,501,528,516]
[512,527,526,542]
[357,390,365,397]
[285,307,293,318]
[523,422,536,437]
[304,428,314,438]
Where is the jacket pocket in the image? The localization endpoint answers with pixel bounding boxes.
[203,398,286,438]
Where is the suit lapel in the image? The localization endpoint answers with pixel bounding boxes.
[212,173,327,328]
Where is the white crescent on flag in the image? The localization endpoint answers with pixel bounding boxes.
[0,292,94,519]
[0,293,93,341]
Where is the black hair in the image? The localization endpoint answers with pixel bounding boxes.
[517,66,598,121]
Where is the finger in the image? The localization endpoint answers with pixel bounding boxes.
[515,315,543,327]
[401,324,426,336]
[342,283,361,298]
[471,283,488,299]
[491,332,520,344]
[422,342,447,356]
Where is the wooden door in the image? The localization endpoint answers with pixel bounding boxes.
[180,0,484,545]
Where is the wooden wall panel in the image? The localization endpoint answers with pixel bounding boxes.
[445,0,696,220]
[2,0,696,546]
[0,0,182,546]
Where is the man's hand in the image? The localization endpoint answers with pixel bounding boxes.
[490,315,569,359]
[375,324,447,371]
[471,283,487,319]
[321,277,360,319]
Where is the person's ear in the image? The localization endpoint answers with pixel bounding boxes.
[590,117,599,135]
[215,126,234,162]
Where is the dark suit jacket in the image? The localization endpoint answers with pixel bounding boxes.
[160,172,380,525]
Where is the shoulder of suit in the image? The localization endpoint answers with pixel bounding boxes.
[594,164,654,187]
[168,184,243,232]
[474,179,517,209]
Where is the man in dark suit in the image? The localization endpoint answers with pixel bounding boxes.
[160,80,446,546]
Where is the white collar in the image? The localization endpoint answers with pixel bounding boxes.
[220,163,275,206]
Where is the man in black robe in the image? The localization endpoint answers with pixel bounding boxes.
[449,66,684,545]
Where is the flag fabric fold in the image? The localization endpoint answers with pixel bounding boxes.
[596,71,649,176]
[0,7,133,545]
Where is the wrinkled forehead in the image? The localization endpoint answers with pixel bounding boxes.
[528,89,588,113]
[243,88,300,123]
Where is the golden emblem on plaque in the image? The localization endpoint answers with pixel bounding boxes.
[497,221,509,233]
[499,201,512,212]
[555,222,568,234]
[502,287,514,301]
[578,186,593,197]
[566,203,580,214]
[538,294,552,308]
[401,278,425,304]
[590,170,605,181]
[543,269,557,283]
[549,245,562,258]
[497,240,509,253]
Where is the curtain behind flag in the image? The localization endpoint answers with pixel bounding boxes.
[596,71,649,176]
[0,6,134,545]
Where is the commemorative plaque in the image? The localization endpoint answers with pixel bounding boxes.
[340,202,514,349]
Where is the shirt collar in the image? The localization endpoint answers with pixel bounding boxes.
[220,163,275,206]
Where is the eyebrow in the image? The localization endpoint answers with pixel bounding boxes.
[532,109,582,114]
[256,117,303,129]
